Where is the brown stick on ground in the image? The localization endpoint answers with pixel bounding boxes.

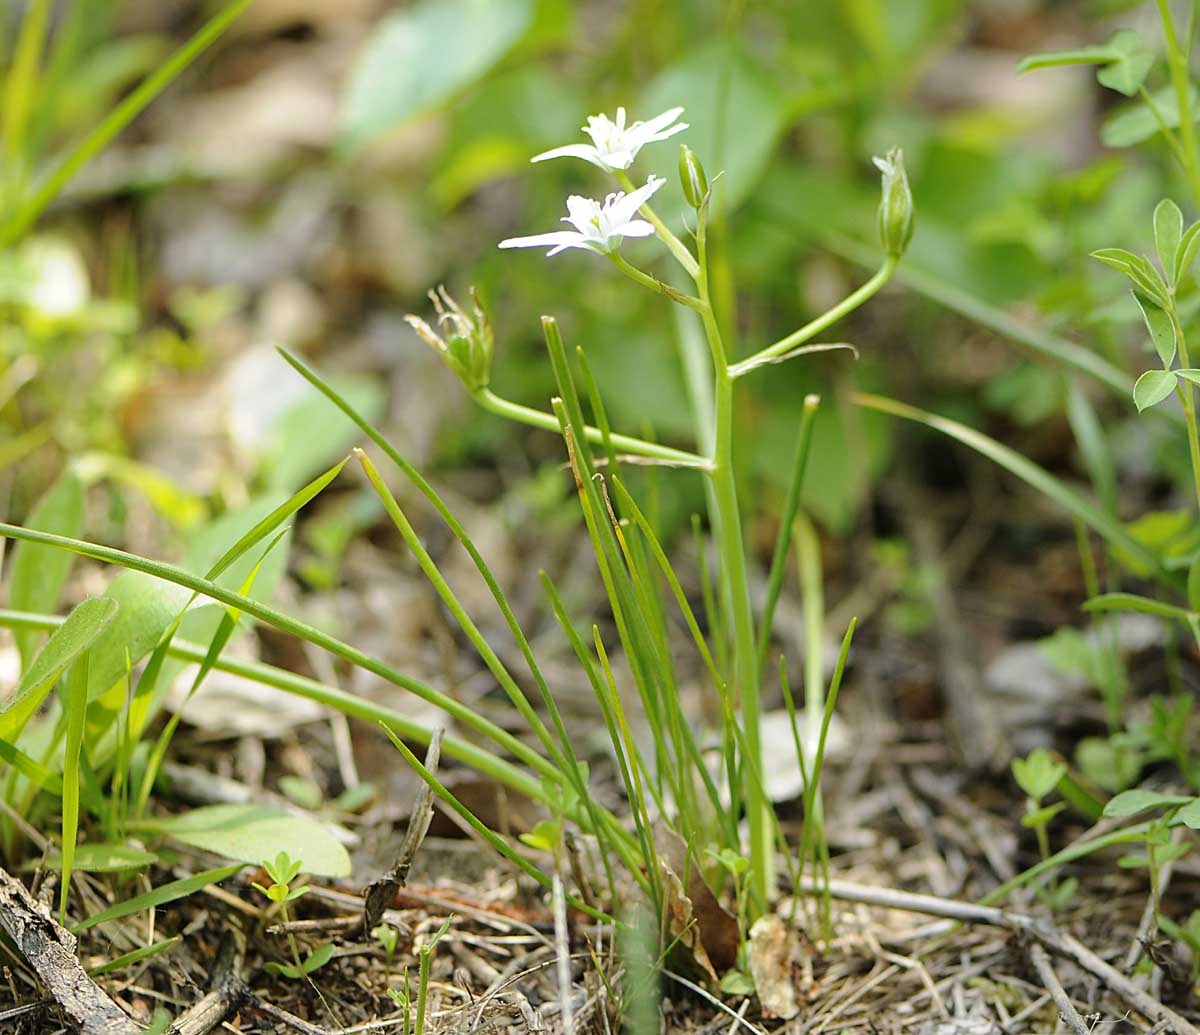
[798,877,1200,1035]
[169,926,248,1035]
[0,865,139,1035]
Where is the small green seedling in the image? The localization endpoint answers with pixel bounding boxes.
[254,852,333,980]
[373,922,400,983]
[400,916,452,1035]
[1012,749,1076,909]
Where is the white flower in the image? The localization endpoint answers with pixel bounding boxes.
[531,107,688,171]
[499,176,665,256]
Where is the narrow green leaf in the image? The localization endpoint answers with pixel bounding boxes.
[2,0,255,245]
[852,394,1168,578]
[1175,368,1200,386]
[1103,789,1194,817]
[1066,382,1117,515]
[87,936,180,977]
[1084,591,1195,620]
[1176,221,1200,283]
[0,736,63,793]
[10,471,82,670]
[0,597,118,741]
[60,650,90,919]
[1133,292,1177,367]
[1017,41,1121,73]
[1133,369,1178,412]
[1155,200,1184,281]
[72,863,244,933]
[1189,557,1200,612]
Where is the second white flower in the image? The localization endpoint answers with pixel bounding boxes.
[499,176,665,257]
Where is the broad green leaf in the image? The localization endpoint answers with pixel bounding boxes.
[1102,85,1196,148]
[1021,802,1067,828]
[0,597,118,741]
[341,0,534,151]
[1133,369,1178,412]
[143,804,351,877]
[1155,199,1184,281]
[44,843,159,872]
[1133,292,1177,367]
[1096,51,1153,96]
[1103,789,1193,817]
[1175,368,1200,386]
[1075,736,1141,793]
[1084,591,1194,620]
[1177,798,1200,827]
[262,378,383,493]
[10,472,83,670]
[641,38,788,210]
[72,863,244,933]
[1012,749,1066,801]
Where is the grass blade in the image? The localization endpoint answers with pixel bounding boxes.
[853,392,1171,581]
[2,0,254,244]
[73,863,245,933]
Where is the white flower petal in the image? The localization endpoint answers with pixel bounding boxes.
[499,231,586,251]
[531,143,607,167]
[613,219,655,238]
[608,175,664,226]
[638,106,685,135]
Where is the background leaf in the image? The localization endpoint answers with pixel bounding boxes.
[1133,369,1177,412]
[145,804,351,877]
[341,0,534,151]
[9,471,83,670]
[641,39,788,211]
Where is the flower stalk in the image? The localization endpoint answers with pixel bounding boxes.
[408,107,908,925]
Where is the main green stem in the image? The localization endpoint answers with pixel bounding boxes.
[1169,308,1200,512]
[694,212,769,910]
[1158,0,1200,212]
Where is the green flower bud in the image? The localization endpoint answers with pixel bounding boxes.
[873,148,913,258]
[678,143,708,209]
[405,285,494,392]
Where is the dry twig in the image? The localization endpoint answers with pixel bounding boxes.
[0,864,139,1035]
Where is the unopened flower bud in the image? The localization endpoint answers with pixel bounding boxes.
[405,285,494,392]
[678,144,708,209]
[873,148,913,258]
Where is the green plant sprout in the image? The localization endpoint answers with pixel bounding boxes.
[1011,749,1076,910]
[387,916,452,1035]
[373,922,401,985]
[254,851,333,981]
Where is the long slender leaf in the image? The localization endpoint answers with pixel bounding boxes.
[72,863,245,933]
[0,522,557,786]
[853,393,1170,580]
[59,650,90,920]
